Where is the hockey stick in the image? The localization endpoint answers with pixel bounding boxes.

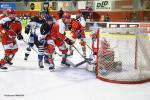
[54,51,62,57]
[86,44,93,51]
[72,45,92,65]
[75,60,87,67]
[22,39,38,53]
[10,28,39,54]
[72,45,85,59]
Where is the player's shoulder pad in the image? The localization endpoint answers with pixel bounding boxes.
[0,17,11,24]
[14,17,21,22]
[40,23,50,35]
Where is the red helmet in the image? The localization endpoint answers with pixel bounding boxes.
[77,9,81,14]
[7,9,15,14]
[62,12,71,19]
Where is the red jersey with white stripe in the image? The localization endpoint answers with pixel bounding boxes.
[46,19,66,46]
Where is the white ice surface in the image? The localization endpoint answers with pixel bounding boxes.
[0,37,150,100]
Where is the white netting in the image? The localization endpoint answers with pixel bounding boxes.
[96,27,150,84]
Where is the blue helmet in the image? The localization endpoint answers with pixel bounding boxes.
[39,11,47,15]
[45,15,53,21]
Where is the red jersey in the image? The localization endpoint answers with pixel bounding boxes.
[46,19,66,46]
[70,19,85,39]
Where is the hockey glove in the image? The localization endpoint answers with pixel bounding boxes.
[39,39,45,45]
[68,24,72,30]
[77,33,82,39]
[76,30,82,39]
[17,34,23,40]
[2,22,11,30]
[25,26,30,34]
[65,38,74,45]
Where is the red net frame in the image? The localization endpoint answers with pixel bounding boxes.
[95,27,150,84]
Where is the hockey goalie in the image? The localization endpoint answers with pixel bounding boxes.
[87,28,122,74]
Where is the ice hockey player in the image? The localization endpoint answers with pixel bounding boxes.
[38,11,47,24]
[46,12,74,71]
[0,10,7,41]
[24,14,53,69]
[0,9,23,70]
[38,15,54,68]
[24,11,48,62]
[68,15,86,57]
[24,16,39,61]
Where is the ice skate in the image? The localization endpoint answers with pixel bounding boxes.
[44,59,50,64]
[0,64,7,70]
[68,50,73,56]
[38,61,44,69]
[49,64,55,71]
[61,60,70,67]
[24,53,29,61]
[7,61,13,65]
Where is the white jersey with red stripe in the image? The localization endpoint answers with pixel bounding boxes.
[78,16,86,28]
[57,19,66,35]
[0,17,11,25]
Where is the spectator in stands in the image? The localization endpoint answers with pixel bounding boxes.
[58,8,64,19]
[104,14,110,22]
[125,16,129,22]
[100,15,105,22]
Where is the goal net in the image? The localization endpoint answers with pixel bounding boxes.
[94,27,150,84]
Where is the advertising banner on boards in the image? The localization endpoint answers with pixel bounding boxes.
[0,3,16,10]
[29,2,41,11]
[95,0,112,11]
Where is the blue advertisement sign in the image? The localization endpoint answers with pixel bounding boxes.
[0,3,16,10]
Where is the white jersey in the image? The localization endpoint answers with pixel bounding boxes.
[0,17,11,24]
[78,16,86,28]
[57,19,66,35]
[0,17,20,24]
[28,21,47,41]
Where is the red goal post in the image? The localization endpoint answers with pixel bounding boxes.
[95,27,150,84]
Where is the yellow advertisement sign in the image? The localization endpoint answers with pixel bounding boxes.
[29,2,41,11]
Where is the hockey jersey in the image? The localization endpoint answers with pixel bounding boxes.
[46,19,66,46]
[70,19,85,39]
[78,16,86,28]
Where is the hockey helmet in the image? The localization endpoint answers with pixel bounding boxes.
[30,16,39,22]
[7,8,15,14]
[39,11,47,15]
[77,9,81,14]
[45,15,53,21]
[62,12,71,19]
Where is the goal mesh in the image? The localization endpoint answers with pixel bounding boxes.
[96,27,150,84]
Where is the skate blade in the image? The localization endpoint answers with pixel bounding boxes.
[49,68,55,72]
[39,67,45,70]
[61,64,70,67]
[65,60,75,67]
[0,68,7,72]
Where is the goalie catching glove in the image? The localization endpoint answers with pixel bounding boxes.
[65,38,74,45]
